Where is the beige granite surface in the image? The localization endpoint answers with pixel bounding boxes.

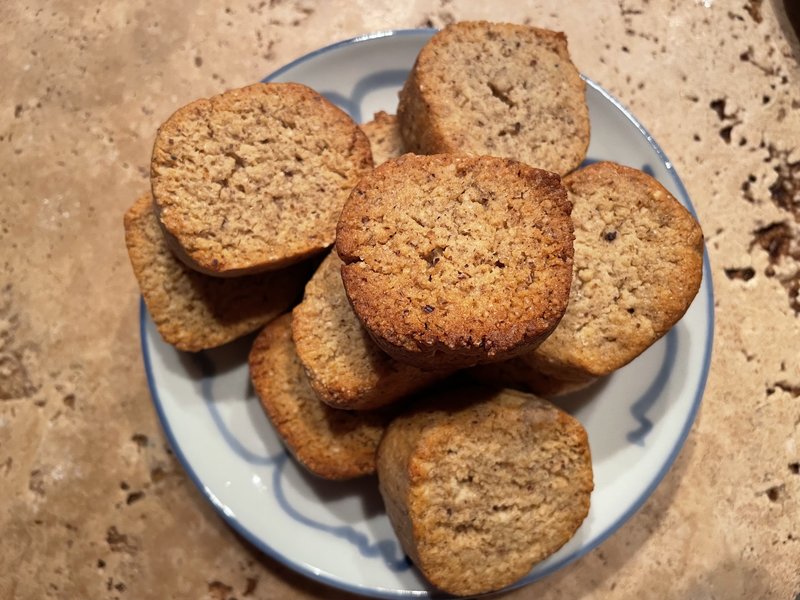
[1,0,799,598]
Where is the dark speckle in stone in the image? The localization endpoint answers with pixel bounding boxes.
[106,526,137,554]
[150,466,167,482]
[766,485,782,502]
[724,267,755,281]
[710,98,727,120]
[751,221,792,263]
[744,0,763,23]
[775,382,800,397]
[243,577,258,596]
[126,491,145,505]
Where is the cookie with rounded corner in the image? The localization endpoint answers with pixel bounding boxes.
[377,385,593,596]
[398,21,589,176]
[336,153,574,370]
[151,82,373,277]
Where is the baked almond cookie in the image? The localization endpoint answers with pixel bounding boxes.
[398,21,589,176]
[336,154,574,370]
[360,111,404,165]
[249,315,389,480]
[124,193,307,352]
[151,82,373,276]
[377,386,593,596]
[292,252,445,410]
[478,161,704,394]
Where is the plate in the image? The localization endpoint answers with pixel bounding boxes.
[140,29,715,598]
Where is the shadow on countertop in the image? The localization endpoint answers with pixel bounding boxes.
[773,0,800,65]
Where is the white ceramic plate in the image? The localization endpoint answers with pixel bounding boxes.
[140,30,714,598]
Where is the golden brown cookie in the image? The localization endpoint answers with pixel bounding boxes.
[377,385,593,596]
[360,111,404,165]
[151,82,373,276]
[124,193,307,352]
[398,21,589,175]
[336,153,574,370]
[292,252,446,410]
[248,314,389,480]
[477,161,704,394]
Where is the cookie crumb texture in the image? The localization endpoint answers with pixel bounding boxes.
[532,161,704,379]
[336,154,574,370]
[123,194,306,351]
[292,252,445,410]
[377,387,593,596]
[474,162,704,393]
[398,21,589,176]
[249,315,388,480]
[360,111,404,165]
[151,82,373,276]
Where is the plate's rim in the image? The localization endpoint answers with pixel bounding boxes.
[139,27,716,600]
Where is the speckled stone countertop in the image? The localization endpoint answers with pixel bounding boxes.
[1,0,799,598]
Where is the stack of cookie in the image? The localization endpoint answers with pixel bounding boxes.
[124,21,704,597]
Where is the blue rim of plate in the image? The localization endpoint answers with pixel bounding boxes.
[140,28,715,599]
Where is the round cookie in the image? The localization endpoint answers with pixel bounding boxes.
[151,82,373,276]
[336,153,574,370]
[398,21,589,176]
[377,385,593,596]
[479,161,704,393]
